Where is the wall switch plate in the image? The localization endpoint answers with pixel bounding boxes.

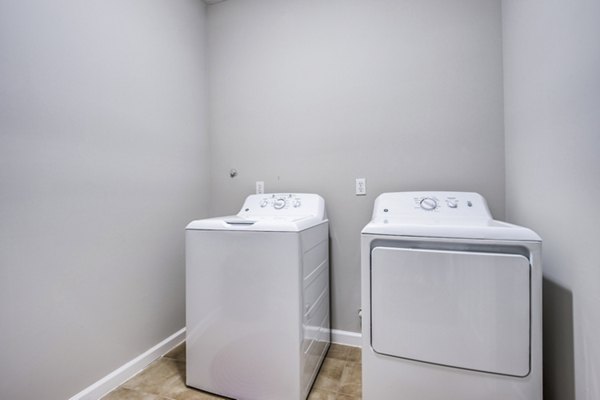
[256,181,264,194]
[355,178,367,195]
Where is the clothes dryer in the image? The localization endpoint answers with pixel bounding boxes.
[186,193,330,400]
[361,192,542,400]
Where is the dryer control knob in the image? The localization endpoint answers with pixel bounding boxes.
[420,197,438,211]
[273,198,286,209]
[260,199,269,208]
[293,200,301,208]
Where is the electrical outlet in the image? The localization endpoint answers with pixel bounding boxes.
[256,181,265,194]
[355,178,366,195]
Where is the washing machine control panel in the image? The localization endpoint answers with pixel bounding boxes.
[239,193,325,218]
[255,194,302,210]
[373,192,492,219]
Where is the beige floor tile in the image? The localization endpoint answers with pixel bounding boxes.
[346,347,361,363]
[164,342,186,362]
[122,359,183,395]
[338,382,362,398]
[313,357,346,392]
[339,361,362,398]
[336,394,361,400]
[312,373,342,393]
[326,344,350,361]
[102,387,165,400]
[307,388,338,400]
[154,371,190,398]
[340,362,362,385]
[172,387,228,400]
[320,357,346,378]
[165,375,231,400]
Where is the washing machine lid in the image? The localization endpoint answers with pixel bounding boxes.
[186,193,327,232]
[362,192,541,241]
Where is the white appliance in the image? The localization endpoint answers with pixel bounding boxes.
[186,193,330,400]
[361,192,542,400]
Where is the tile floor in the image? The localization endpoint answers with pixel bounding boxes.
[102,342,361,400]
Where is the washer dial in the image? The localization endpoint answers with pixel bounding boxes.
[273,198,286,209]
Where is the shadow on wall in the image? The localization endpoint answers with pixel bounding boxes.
[543,278,575,400]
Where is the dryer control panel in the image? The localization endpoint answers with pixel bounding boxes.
[372,192,492,219]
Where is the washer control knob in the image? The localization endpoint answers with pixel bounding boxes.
[293,200,301,208]
[420,197,438,211]
[273,198,286,209]
[260,199,269,208]
[446,199,458,208]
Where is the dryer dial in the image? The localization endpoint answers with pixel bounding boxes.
[420,197,438,211]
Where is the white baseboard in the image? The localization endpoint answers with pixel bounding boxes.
[69,328,186,400]
[331,329,362,348]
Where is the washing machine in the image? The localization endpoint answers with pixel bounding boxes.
[186,193,330,400]
[361,191,542,400]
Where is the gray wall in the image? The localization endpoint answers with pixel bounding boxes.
[502,0,600,399]
[206,0,506,332]
[0,1,208,399]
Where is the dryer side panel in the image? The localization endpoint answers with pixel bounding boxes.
[371,247,530,377]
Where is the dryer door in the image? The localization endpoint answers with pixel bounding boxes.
[370,247,530,377]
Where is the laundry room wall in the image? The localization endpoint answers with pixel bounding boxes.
[0,1,209,399]
[502,0,600,399]
[206,0,505,333]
